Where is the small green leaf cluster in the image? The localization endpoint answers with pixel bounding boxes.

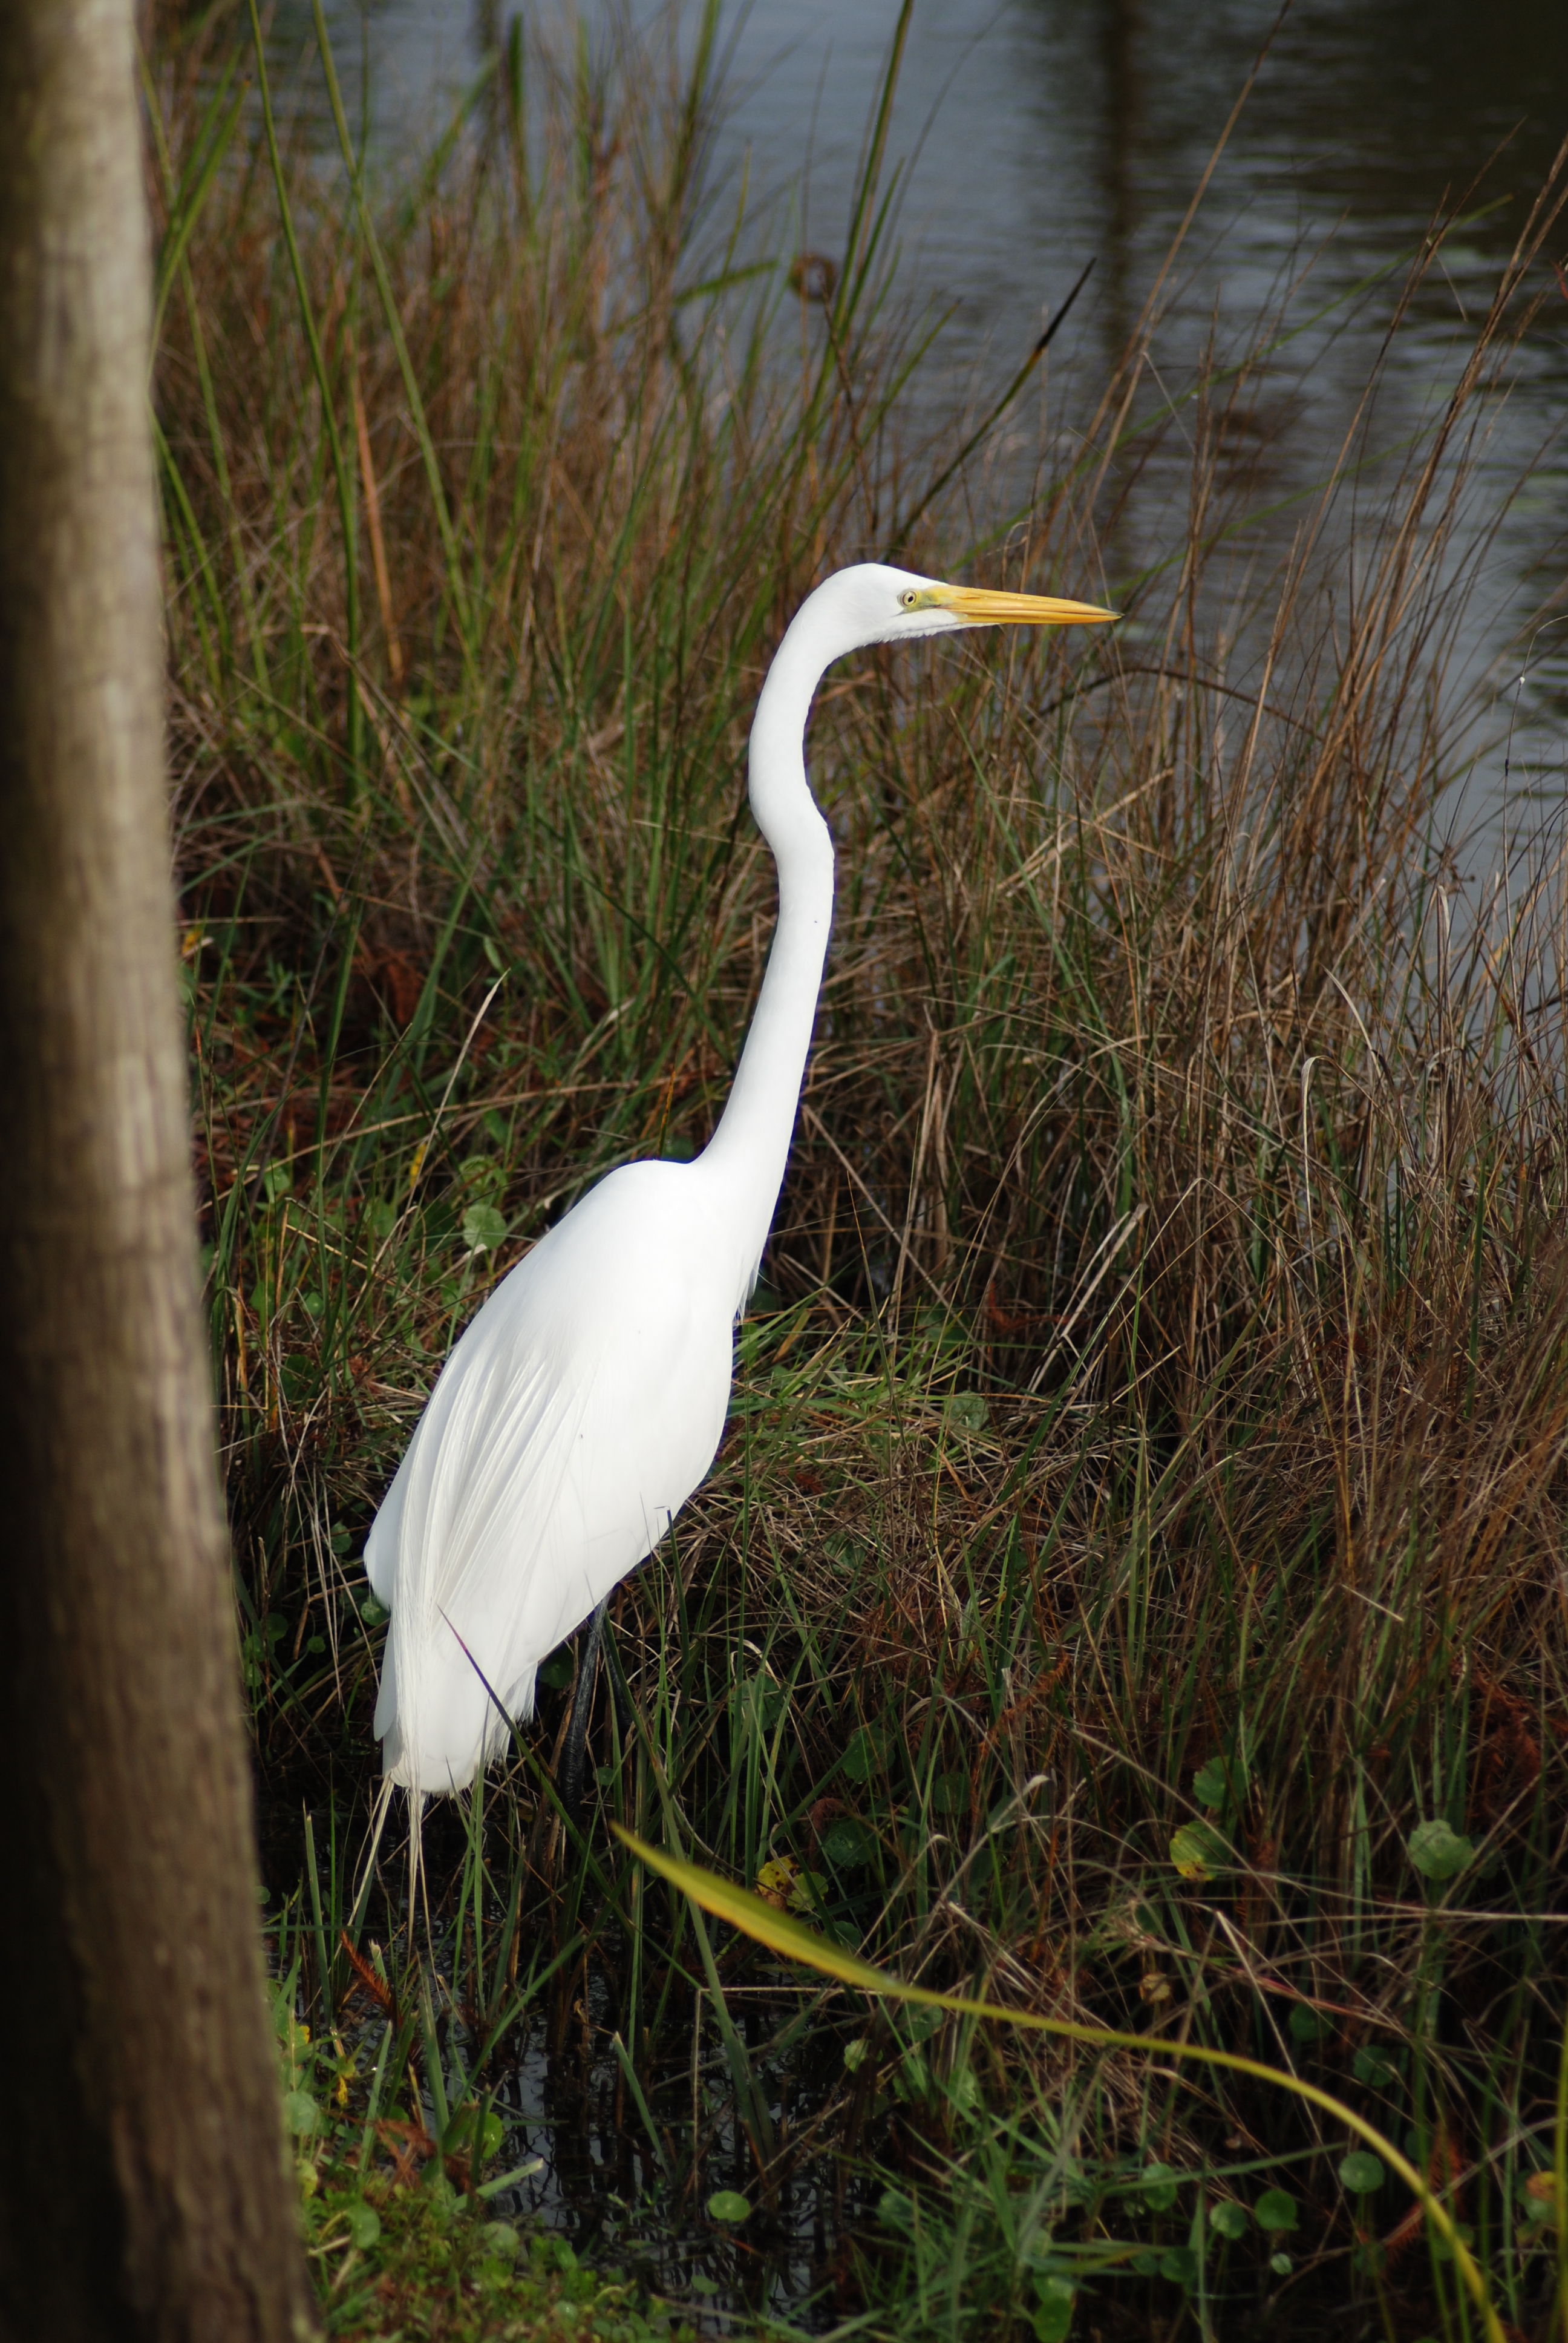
[1406,1817,1474,1883]
[1169,1748,1250,1879]
[312,2181,694,2342]
[273,1974,693,2341]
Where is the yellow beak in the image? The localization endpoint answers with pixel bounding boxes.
[929,585,1118,628]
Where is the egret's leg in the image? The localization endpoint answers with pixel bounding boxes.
[602,1610,635,1737]
[560,1596,608,1816]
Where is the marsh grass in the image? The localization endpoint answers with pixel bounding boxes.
[148,4,1568,2333]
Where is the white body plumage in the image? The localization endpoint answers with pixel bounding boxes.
[366,563,1113,1792]
[365,1162,737,1786]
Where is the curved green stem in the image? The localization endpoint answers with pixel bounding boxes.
[615,1825,1504,2343]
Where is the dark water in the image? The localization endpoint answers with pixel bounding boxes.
[271,0,1568,839]
[477,1962,863,2328]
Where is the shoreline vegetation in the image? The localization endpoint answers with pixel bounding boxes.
[152,3,1568,2335]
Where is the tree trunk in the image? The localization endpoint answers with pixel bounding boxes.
[0,5,318,2338]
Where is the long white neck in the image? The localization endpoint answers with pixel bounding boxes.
[699,610,837,1296]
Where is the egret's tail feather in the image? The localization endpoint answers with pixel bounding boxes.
[349,1774,428,1964]
[376,1606,530,1792]
[351,1775,399,1922]
[405,1786,428,1949]
[439,1604,521,1745]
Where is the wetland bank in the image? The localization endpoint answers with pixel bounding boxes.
[157,2,1568,2333]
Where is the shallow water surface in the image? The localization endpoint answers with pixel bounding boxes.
[269,0,1568,836]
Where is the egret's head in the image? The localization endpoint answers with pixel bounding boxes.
[810,560,1117,654]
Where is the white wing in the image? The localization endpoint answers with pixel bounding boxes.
[366,1161,736,1791]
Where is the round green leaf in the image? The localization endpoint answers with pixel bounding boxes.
[841,1725,889,1781]
[1339,2151,1385,2195]
[1140,2161,1180,2213]
[482,2221,520,2258]
[945,1391,989,1434]
[462,1203,509,1254]
[947,2066,982,2115]
[893,2049,930,2101]
[707,2190,751,2224]
[1352,2045,1396,2087]
[1209,2200,1248,2240]
[1407,1818,1473,1881]
[930,1770,970,1815]
[1255,2189,1299,2232]
[1159,2247,1199,2287]
[1169,1820,1229,1880]
[1192,1758,1230,1809]
[1288,2001,1330,2044]
[821,1815,875,1868]
[1270,2250,1293,2276]
[1031,2275,1075,2343]
[1033,2271,1076,2305]
[342,2200,381,2249]
[282,2089,318,2137]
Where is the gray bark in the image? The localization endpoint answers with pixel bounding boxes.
[0,4,317,2336]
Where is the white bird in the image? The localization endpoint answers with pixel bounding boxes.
[365,563,1115,1794]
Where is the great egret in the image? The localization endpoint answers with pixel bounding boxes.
[365,563,1114,1795]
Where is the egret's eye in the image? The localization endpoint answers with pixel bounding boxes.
[900,589,918,609]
